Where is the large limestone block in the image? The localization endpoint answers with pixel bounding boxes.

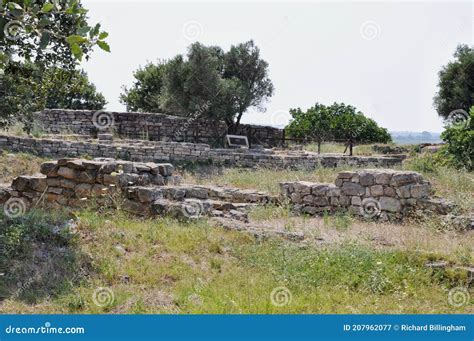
[341,182,365,196]
[379,196,402,212]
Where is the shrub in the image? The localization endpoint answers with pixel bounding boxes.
[440,107,473,171]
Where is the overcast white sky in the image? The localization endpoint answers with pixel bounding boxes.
[81,0,473,132]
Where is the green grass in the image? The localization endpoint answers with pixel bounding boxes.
[0,209,471,314]
[302,143,385,155]
[185,167,343,194]
[0,151,47,183]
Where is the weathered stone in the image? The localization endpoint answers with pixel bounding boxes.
[123,199,151,216]
[359,172,375,186]
[311,184,328,196]
[12,176,30,191]
[57,167,78,180]
[379,197,402,212]
[351,196,362,206]
[293,181,312,195]
[66,159,85,170]
[136,187,163,203]
[290,192,302,204]
[47,187,63,194]
[383,186,396,197]
[78,170,97,184]
[337,171,355,179]
[327,186,341,197]
[75,183,92,198]
[60,179,77,189]
[390,172,421,187]
[370,185,384,197]
[341,182,365,196]
[47,178,61,187]
[410,183,431,199]
[158,164,174,176]
[313,196,329,206]
[396,185,411,199]
[40,161,59,177]
[375,172,392,185]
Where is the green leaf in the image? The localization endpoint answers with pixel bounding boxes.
[70,43,83,60]
[97,40,110,52]
[41,3,54,13]
[39,31,50,49]
[77,26,90,36]
[90,23,100,38]
[98,31,108,40]
[38,17,51,28]
[66,35,87,45]
[7,2,23,11]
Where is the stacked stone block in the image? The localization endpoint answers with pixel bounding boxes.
[35,109,283,147]
[281,169,454,219]
[0,158,278,222]
[0,135,403,170]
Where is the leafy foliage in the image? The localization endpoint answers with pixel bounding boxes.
[286,102,392,147]
[120,61,167,112]
[0,0,110,69]
[433,44,474,119]
[121,40,274,133]
[0,61,106,129]
[440,106,473,171]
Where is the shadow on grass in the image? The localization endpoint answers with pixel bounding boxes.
[0,209,91,304]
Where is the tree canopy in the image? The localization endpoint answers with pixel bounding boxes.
[120,40,274,133]
[440,106,473,171]
[120,61,167,113]
[433,44,474,120]
[285,102,392,153]
[0,61,106,129]
[1,0,110,70]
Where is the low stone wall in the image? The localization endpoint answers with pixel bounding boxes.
[0,159,469,228]
[0,135,403,170]
[0,158,278,222]
[280,169,455,220]
[35,109,283,147]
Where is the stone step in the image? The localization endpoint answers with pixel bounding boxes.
[122,197,250,222]
[125,184,279,205]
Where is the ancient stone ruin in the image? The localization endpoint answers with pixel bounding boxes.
[35,109,283,147]
[0,158,278,223]
[1,159,466,230]
[0,134,403,170]
[280,169,456,220]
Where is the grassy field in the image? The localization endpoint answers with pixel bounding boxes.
[0,151,473,314]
